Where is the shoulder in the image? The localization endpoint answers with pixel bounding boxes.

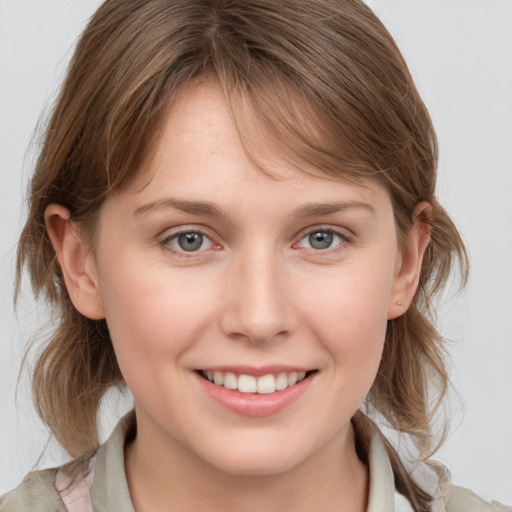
[0,412,135,512]
[0,469,67,512]
[445,484,512,512]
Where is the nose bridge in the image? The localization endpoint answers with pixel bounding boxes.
[220,243,296,343]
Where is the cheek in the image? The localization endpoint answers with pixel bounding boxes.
[298,260,393,379]
[325,300,387,382]
[96,259,219,375]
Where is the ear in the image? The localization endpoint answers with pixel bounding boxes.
[45,204,105,320]
[387,202,431,319]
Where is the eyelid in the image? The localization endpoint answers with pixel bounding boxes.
[159,226,219,257]
[295,225,352,241]
[157,224,352,258]
[293,225,352,252]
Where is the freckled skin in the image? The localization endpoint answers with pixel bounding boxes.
[56,82,426,511]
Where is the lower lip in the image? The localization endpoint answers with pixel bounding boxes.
[194,372,315,417]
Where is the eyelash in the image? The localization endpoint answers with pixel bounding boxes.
[160,228,215,258]
[159,226,352,259]
[294,227,352,254]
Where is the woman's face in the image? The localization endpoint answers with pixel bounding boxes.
[80,82,421,475]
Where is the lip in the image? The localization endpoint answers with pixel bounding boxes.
[193,368,316,417]
[199,365,311,377]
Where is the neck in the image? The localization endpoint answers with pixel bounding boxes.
[125,417,369,512]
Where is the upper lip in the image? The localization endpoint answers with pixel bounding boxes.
[197,365,314,377]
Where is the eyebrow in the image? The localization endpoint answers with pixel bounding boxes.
[293,201,375,217]
[134,198,375,218]
[134,198,226,218]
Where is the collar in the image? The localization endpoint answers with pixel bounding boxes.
[90,412,137,512]
[366,428,397,511]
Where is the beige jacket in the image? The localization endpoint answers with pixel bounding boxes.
[1,414,510,512]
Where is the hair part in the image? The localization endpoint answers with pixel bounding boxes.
[16,1,467,509]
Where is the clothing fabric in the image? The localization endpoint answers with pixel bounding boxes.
[1,413,510,512]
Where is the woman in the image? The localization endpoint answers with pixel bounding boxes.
[1,1,509,511]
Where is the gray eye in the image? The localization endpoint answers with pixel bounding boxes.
[308,231,334,250]
[177,232,204,251]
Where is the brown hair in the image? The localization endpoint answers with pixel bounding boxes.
[16,1,467,510]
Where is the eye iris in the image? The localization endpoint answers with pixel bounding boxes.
[309,231,333,250]
[178,233,203,251]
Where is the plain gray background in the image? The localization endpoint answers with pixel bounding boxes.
[1,0,511,505]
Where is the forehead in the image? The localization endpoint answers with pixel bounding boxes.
[93,79,399,254]
[127,80,388,206]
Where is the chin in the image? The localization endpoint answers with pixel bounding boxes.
[200,443,308,477]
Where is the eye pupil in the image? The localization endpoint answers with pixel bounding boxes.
[309,231,333,250]
[178,233,203,251]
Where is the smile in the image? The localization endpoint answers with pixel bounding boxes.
[199,370,311,394]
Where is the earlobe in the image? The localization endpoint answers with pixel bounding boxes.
[387,202,431,319]
[45,204,105,320]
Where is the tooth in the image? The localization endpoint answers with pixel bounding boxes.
[275,372,288,391]
[288,372,298,386]
[238,374,257,393]
[224,372,237,390]
[207,370,307,392]
[256,374,276,394]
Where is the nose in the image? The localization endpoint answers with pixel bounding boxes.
[219,248,298,344]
